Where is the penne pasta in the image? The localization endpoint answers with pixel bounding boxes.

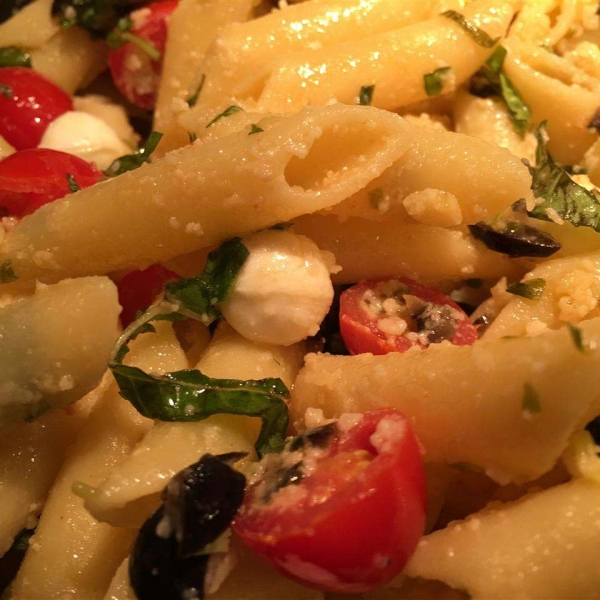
[0,0,58,49]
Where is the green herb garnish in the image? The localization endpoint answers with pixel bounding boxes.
[441,10,499,48]
[0,47,31,68]
[424,66,452,97]
[104,130,163,177]
[526,123,600,232]
[0,83,13,98]
[106,17,161,60]
[506,278,546,300]
[522,382,541,415]
[359,85,375,106]
[188,131,197,143]
[0,261,18,283]
[567,323,585,353]
[249,123,264,135]
[66,173,81,193]
[111,365,290,457]
[186,74,206,108]
[206,106,243,128]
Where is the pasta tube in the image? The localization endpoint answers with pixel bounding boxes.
[292,319,600,483]
[0,105,411,282]
[11,323,187,600]
[404,479,600,599]
[0,277,119,433]
[0,0,58,49]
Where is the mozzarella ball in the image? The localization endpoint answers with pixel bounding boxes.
[38,111,131,170]
[221,230,335,346]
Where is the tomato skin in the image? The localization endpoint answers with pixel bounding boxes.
[339,277,478,355]
[117,264,180,327]
[0,149,100,218]
[0,67,73,150]
[108,0,177,110]
[234,409,426,593]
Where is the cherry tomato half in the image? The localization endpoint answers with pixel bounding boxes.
[0,149,100,218]
[339,277,478,355]
[234,409,426,593]
[108,0,177,110]
[0,67,73,150]
[117,264,180,327]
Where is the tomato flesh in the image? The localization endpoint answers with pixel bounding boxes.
[234,409,426,593]
[0,67,73,150]
[0,149,100,218]
[108,0,177,110]
[117,264,180,327]
[339,277,478,355]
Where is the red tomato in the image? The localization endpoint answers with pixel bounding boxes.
[108,1,178,110]
[0,149,100,218]
[118,264,180,327]
[339,277,478,355]
[234,409,426,593]
[0,67,73,150]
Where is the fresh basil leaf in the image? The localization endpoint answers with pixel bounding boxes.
[0,83,13,98]
[0,261,18,283]
[249,123,263,135]
[111,364,290,457]
[359,85,375,106]
[506,278,546,300]
[470,46,530,135]
[105,16,160,60]
[423,66,451,97]
[110,238,248,363]
[186,74,205,108]
[522,382,541,415]
[187,131,197,143]
[104,130,163,177]
[468,221,561,258]
[0,47,31,68]
[568,323,585,353]
[441,10,499,48]
[205,105,243,128]
[66,173,81,192]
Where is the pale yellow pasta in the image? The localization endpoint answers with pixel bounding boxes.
[0,105,410,282]
[256,1,513,114]
[484,250,600,340]
[404,479,600,599]
[504,39,600,165]
[329,125,534,224]
[84,323,304,528]
[292,319,600,483]
[0,277,119,432]
[0,0,57,49]
[293,215,524,284]
[198,0,432,108]
[153,0,256,155]
[0,135,15,160]
[11,323,187,600]
[452,89,537,162]
[30,27,109,94]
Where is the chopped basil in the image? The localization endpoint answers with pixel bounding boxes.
[106,17,160,60]
[249,123,264,135]
[111,365,290,457]
[526,123,600,232]
[441,10,499,48]
[568,323,585,353]
[0,83,12,98]
[66,173,81,192]
[506,278,546,300]
[522,382,541,415]
[186,74,205,108]
[470,46,530,135]
[111,238,248,363]
[205,105,243,128]
[468,221,561,258]
[0,261,17,283]
[423,66,451,97]
[187,131,197,143]
[104,130,163,177]
[359,85,375,106]
[0,47,31,68]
